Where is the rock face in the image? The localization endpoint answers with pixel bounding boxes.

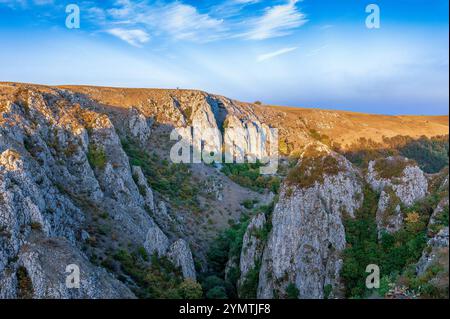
[257,145,364,299]
[0,86,197,298]
[366,157,428,235]
[132,165,155,212]
[128,108,153,144]
[416,172,449,289]
[238,213,266,292]
[0,236,134,299]
[416,227,449,276]
[166,239,197,280]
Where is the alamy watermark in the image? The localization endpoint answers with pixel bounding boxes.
[65,4,80,29]
[366,4,381,29]
[65,264,80,289]
[169,126,279,175]
[365,264,380,289]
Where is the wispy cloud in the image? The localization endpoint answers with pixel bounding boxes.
[0,0,51,8]
[210,0,260,18]
[107,28,150,47]
[90,0,307,45]
[319,24,334,30]
[305,45,329,57]
[103,0,226,43]
[257,46,298,62]
[154,2,225,41]
[242,0,307,40]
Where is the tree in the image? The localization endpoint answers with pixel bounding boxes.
[286,283,299,299]
[178,279,203,299]
[206,286,228,299]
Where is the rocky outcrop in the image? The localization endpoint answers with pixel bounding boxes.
[257,145,364,299]
[128,108,153,144]
[143,224,170,257]
[166,239,197,280]
[0,86,197,298]
[132,166,155,212]
[416,227,449,276]
[366,157,428,235]
[0,236,134,299]
[238,213,266,291]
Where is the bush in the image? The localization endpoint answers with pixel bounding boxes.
[286,283,299,299]
[202,276,226,293]
[16,266,34,299]
[238,265,260,298]
[206,286,228,299]
[178,279,203,299]
[113,249,185,299]
[241,199,258,209]
[87,144,107,169]
[323,284,332,299]
[221,162,280,194]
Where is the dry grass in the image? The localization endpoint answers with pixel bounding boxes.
[1,82,448,154]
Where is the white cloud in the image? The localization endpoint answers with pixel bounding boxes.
[105,1,226,43]
[107,28,150,47]
[242,0,307,40]
[0,0,52,6]
[156,2,225,41]
[80,0,307,44]
[257,47,298,62]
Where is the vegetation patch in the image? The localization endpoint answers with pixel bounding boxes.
[341,185,440,298]
[16,266,34,299]
[122,139,200,211]
[286,283,300,299]
[429,205,449,235]
[238,263,261,298]
[373,157,415,179]
[87,144,107,170]
[221,162,281,194]
[113,248,200,298]
[309,129,332,147]
[286,151,340,188]
[344,135,449,174]
[200,199,276,299]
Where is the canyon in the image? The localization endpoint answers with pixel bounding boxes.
[0,82,448,299]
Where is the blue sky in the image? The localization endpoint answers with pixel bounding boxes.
[0,0,448,115]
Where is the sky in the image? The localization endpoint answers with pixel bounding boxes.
[0,0,448,115]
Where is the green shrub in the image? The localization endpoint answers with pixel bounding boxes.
[206,286,228,299]
[286,150,340,188]
[286,283,299,299]
[178,279,203,299]
[221,162,280,194]
[323,284,333,299]
[87,144,107,169]
[241,199,258,209]
[113,249,185,299]
[238,264,260,298]
[309,129,332,147]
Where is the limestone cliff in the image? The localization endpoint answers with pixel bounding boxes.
[257,144,364,299]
